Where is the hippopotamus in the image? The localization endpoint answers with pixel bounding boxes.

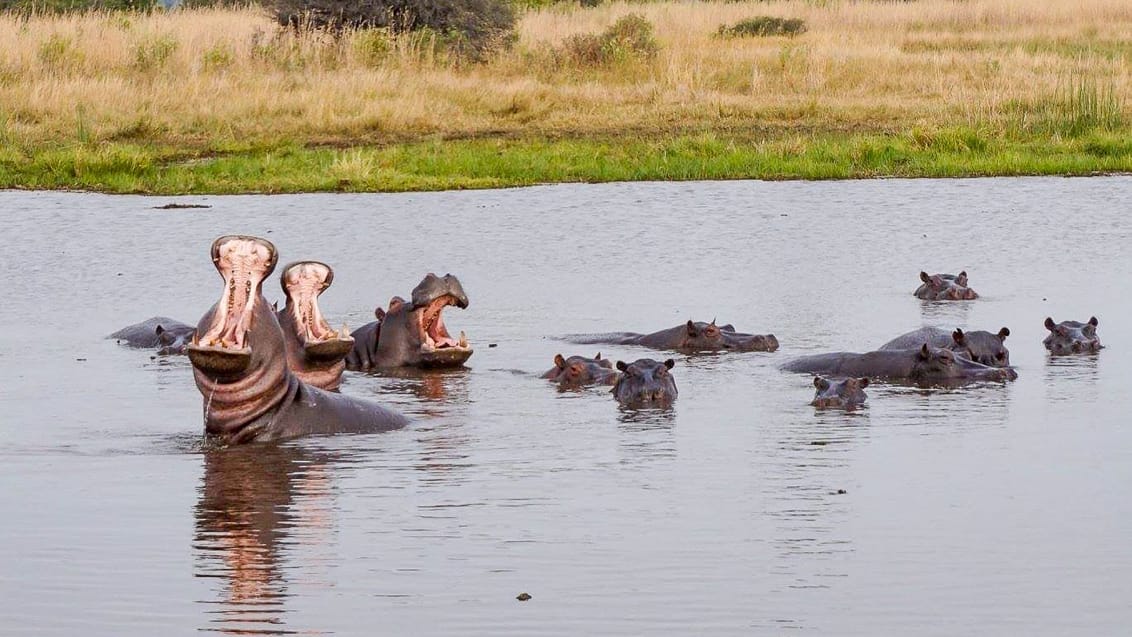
[186,235,408,444]
[109,316,196,355]
[811,376,869,410]
[568,320,778,353]
[1043,316,1102,355]
[781,344,1017,384]
[276,261,354,391]
[914,271,978,300]
[345,274,472,370]
[542,353,619,388]
[879,326,1011,367]
[611,358,678,407]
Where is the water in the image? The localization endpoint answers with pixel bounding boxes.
[1,177,1130,635]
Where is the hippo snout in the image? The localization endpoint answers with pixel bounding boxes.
[999,367,1019,382]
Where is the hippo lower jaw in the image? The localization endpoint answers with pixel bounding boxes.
[187,343,252,375]
[414,293,472,366]
[192,235,276,371]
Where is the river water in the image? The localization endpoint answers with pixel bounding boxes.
[1,177,1129,635]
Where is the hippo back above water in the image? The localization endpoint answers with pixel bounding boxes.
[110,316,196,355]
[1043,316,1102,355]
[568,320,778,353]
[782,344,1016,385]
[880,326,1011,367]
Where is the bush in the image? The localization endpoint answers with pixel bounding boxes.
[717,16,806,38]
[131,34,178,70]
[563,13,658,66]
[271,0,516,60]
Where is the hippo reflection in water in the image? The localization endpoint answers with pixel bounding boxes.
[914,271,978,300]
[782,344,1017,385]
[612,358,678,407]
[110,316,196,355]
[811,376,869,410]
[542,353,619,388]
[276,261,354,391]
[880,326,1011,367]
[1043,316,1102,355]
[568,320,778,353]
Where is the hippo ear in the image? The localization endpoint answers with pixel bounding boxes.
[685,320,698,336]
[155,324,165,336]
[272,300,278,312]
[997,327,1010,341]
[1044,317,1056,331]
[711,317,716,325]
[1089,316,1099,327]
[813,376,829,390]
[858,377,870,388]
[664,358,675,369]
[616,360,628,372]
[919,343,931,359]
[952,328,966,345]
[919,271,931,283]
[595,352,602,360]
[554,354,567,369]
[956,271,968,287]
[375,307,386,320]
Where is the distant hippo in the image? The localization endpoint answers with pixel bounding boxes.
[186,235,408,444]
[110,316,197,355]
[345,273,472,370]
[542,353,619,388]
[811,376,869,410]
[568,320,778,353]
[914,271,978,300]
[880,326,1011,367]
[1043,316,1102,355]
[276,261,354,391]
[782,344,1017,384]
[612,358,678,407]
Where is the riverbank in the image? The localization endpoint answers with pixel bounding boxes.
[2,0,1130,193]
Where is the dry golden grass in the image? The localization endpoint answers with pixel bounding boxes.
[1,0,1131,151]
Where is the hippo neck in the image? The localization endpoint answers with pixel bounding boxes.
[276,306,344,391]
[374,307,417,366]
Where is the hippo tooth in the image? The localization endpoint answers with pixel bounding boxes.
[340,323,350,339]
[458,331,467,348]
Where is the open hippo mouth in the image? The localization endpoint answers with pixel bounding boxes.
[415,293,471,364]
[281,261,353,360]
[187,235,277,374]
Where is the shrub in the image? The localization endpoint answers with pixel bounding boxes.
[563,13,658,66]
[718,16,806,38]
[131,34,178,70]
[201,42,235,71]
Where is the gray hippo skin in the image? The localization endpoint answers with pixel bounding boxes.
[345,273,472,370]
[1043,316,1102,355]
[276,261,354,391]
[612,358,678,407]
[569,320,778,353]
[110,316,196,355]
[542,353,619,388]
[880,326,1011,367]
[811,376,869,410]
[782,344,1017,384]
[914,271,979,300]
[186,235,408,445]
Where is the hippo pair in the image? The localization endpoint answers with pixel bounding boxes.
[543,354,678,407]
[915,271,978,300]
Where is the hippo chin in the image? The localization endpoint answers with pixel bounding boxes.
[1043,316,1102,355]
[542,353,619,388]
[612,358,678,407]
[110,316,197,355]
[880,326,1011,367]
[914,271,978,300]
[568,320,778,353]
[346,273,473,370]
[276,261,354,391]
[186,235,408,444]
[811,376,869,410]
[782,344,1017,385]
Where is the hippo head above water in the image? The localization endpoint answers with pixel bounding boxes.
[612,358,678,407]
[155,322,196,355]
[375,273,472,368]
[277,261,354,391]
[811,376,869,410]
[915,271,978,300]
[911,344,1016,383]
[544,353,619,388]
[678,320,778,352]
[951,327,1011,367]
[1043,316,1102,355]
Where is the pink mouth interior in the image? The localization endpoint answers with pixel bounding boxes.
[417,295,468,351]
[199,238,273,350]
[283,262,342,344]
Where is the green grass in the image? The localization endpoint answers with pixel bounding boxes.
[2,127,1131,194]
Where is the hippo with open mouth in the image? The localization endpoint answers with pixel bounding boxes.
[568,320,778,353]
[110,316,197,355]
[345,273,472,370]
[914,271,978,300]
[1043,316,1102,355]
[542,353,619,388]
[782,344,1017,385]
[186,235,408,444]
[880,326,1011,367]
[612,358,678,407]
[811,376,869,410]
[276,261,354,391]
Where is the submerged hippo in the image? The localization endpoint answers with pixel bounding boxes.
[612,358,678,407]
[782,344,1017,384]
[568,320,778,353]
[914,271,978,300]
[110,316,196,355]
[186,235,408,444]
[276,261,354,391]
[345,274,472,370]
[811,376,869,410]
[880,326,1011,367]
[542,353,619,388]
[1043,316,1102,355]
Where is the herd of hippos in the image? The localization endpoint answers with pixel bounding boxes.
[111,235,1104,445]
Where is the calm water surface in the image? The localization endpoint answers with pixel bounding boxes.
[1,177,1130,635]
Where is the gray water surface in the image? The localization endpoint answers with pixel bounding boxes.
[1,178,1130,635]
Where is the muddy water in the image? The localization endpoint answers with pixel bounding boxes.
[1,177,1130,635]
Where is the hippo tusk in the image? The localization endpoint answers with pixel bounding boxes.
[340,323,350,339]
[459,331,467,348]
